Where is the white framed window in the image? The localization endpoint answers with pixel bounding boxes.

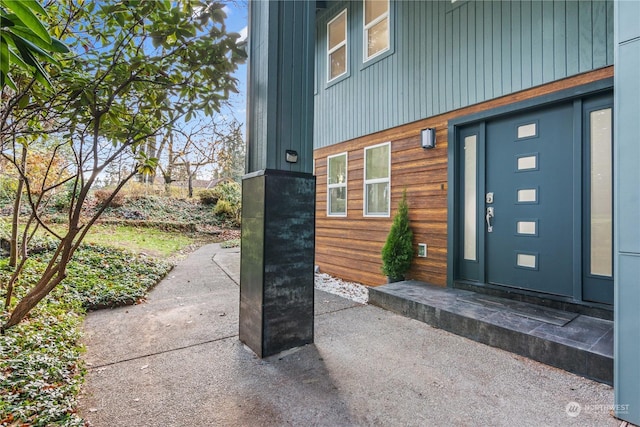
[363,0,390,61]
[327,9,348,82]
[327,152,348,216]
[364,142,391,217]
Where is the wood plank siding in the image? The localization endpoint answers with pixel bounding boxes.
[314,0,613,149]
[313,67,613,287]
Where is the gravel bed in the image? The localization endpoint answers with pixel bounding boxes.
[314,273,369,304]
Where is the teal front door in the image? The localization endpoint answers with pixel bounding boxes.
[456,93,614,305]
[485,104,574,296]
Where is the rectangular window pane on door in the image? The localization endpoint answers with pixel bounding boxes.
[517,155,537,171]
[517,253,537,269]
[517,123,537,139]
[517,221,537,235]
[464,135,477,261]
[517,188,537,203]
[590,108,613,277]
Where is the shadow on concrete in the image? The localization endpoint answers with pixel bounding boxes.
[79,244,618,427]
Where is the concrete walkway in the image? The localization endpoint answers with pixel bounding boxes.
[78,244,618,426]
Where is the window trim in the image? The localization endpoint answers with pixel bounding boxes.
[327,152,348,217]
[327,9,348,84]
[363,141,391,217]
[363,0,390,63]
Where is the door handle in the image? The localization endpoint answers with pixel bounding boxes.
[486,207,494,233]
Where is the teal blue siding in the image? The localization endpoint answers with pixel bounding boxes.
[314,0,614,149]
[247,0,270,170]
[511,1,521,92]
[247,1,315,172]
[566,1,579,76]
[614,0,640,423]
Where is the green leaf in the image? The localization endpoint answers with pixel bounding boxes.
[51,37,69,53]
[0,70,17,90]
[15,41,52,88]
[8,47,31,70]
[3,0,52,44]
[33,69,50,87]
[11,34,60,67]
[10,26,69,53]
[0,38,9,75]
[0,10,17,27]
[18,93,30,108]
[114,12,125,27]
[16,0,49,18]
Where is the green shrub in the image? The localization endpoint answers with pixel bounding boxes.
[381,190,414,281]
[51,191,71,211]
[198,189,219,205]
[0,175,18,204]
[52,181,80,211]
[212,181,241,206]
[213,199,234,217]
[209,182,241,226]
[199,182,242,208]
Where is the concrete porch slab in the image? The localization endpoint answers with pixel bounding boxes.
[368,280,613,384]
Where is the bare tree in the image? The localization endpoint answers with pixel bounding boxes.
[156,117,241,197]
[213,120,245,183]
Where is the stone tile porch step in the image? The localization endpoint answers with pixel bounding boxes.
[368,280,613,384]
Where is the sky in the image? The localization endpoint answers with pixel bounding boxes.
[221,2,248,131]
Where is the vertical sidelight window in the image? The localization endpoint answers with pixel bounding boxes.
[589,108,613,277]
[363,0,389,61]
[327,10,348,82]
[364,142,390,216]
[327,153,348,216]
[463,135,477,260]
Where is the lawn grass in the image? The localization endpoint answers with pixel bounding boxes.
[8,222,204,259]
[78,224,196,258]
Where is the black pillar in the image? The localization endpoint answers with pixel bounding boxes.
[240,170,315,357]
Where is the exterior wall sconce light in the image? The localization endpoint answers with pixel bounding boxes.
[421,128,436,149]
[285,150,298,163]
